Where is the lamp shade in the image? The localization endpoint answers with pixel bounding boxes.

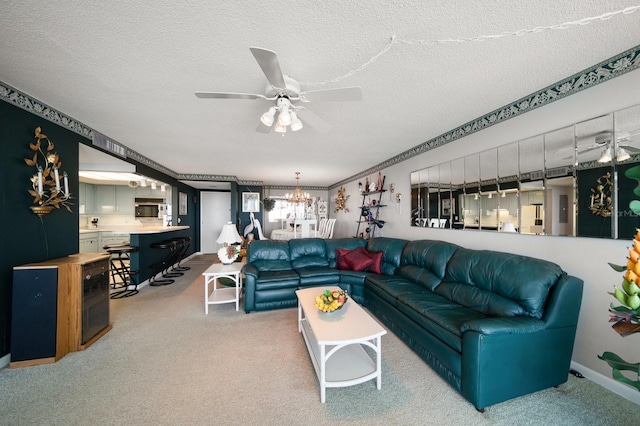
[216,222,242,245]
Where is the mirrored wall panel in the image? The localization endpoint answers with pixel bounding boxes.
[410,103,640,239]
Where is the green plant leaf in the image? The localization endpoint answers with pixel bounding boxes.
[608,262,627,272]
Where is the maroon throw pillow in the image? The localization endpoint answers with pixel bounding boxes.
[335,248,351,270]
[365,250,383,274]
[343,248,374,271]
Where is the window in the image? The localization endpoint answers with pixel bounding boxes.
[267,197,300,223]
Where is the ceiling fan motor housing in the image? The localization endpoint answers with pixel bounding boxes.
[265,75,301,98]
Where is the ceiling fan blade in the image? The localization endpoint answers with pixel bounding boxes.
[620,144,640,153]
[297,109,332,133]
[250,47,287,89]
[195,92,265,100]
[300,86,363,102]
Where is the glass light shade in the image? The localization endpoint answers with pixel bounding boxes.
[275,122,287,133]
[278,107,292,126]
[216,222,242,245]
[261,107,276,126]
[151,181,157,190]
[160,184,166,192]
[290,112,303,131]
[140,178,147,187]
[597,147,612,163]
[616,147,631,162]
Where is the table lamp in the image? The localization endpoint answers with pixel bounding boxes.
[216,222,243,264]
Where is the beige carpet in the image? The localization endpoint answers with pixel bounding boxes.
[0,258,638,425]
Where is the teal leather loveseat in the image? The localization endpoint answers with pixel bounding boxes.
[242,237,583,410]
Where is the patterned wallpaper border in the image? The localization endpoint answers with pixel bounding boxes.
[3,43,639,191]
[330,44,640,189]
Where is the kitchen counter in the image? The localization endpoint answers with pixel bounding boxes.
[79,225,189,235]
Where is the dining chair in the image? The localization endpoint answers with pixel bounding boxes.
[322,218,336,239]
[317,218,327,237]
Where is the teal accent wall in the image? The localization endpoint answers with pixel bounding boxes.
[0,99,84,358]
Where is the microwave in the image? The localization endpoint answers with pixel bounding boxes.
[134,198,166,218]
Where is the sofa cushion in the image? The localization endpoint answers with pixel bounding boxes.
[252,270,300,290]
[366,237,409,275]
[326,238,368,268]
[365,275,430,307]
[365,250,383,274]
[397,291,488,352]
[444,248,563,318]
[289,238,329,269]
[247,240,292,271]
[399,240,461,288]
[335,248,351,270]
[296,267,340,286]
[343,247,374,271]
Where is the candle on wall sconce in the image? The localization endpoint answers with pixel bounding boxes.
[25,126,73,217]
[37,165,43,195]
[63,171,69,196]
[53,165,61,191]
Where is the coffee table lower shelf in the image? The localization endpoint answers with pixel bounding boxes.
[299,317,381,402]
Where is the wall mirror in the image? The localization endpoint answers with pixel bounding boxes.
[410,103,640,239]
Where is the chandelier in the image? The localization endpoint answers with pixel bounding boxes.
[286,172,311,204]
[260,97,303,134]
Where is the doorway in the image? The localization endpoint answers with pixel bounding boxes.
[200,191,231,253]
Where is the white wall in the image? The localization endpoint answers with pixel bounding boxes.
[329,68,640,403]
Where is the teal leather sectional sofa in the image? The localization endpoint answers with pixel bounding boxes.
[242,237,583,410]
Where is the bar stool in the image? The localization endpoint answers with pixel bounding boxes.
[106,245,139,298]
[169,236,191,272]
[149,240,182,286]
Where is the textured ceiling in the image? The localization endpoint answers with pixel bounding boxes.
[2,1,640,187]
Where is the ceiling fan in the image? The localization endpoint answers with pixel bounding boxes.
[557,130,640,161]
[195,47,362,134]
[576,130,640,162]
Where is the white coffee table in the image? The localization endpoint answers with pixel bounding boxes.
[296,286,387,403]
[202,262,243,313]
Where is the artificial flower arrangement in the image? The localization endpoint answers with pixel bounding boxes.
[217,244,240,264]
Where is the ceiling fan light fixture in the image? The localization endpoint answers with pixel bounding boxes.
[597,147,612,163]
[274,122,287,133]
[290,111,303,131]
[616,147,631,162]
[260,107,276,126]
[278,108,292,126]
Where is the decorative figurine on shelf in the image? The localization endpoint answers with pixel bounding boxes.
[25,127,73,217]
[377,172,383,191]
[364,176,369,192]
[334,187,350,212]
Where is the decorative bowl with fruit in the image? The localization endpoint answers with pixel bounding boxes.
[315,289,348,313]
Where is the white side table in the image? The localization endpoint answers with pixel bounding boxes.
[202,262,243,313]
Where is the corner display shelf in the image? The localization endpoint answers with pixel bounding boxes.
[355,176,386,239]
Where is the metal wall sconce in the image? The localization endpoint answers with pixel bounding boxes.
[25,127,72,217]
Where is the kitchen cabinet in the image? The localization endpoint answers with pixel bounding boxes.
[79,232,100,253]
[11,253,112,368]
[99,232,130,248]
[79,182,95,214]
[94,185,135,215]
[116,186,135,214]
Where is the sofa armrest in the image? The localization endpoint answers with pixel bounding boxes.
[242,263,259,279]
[460,317,546,335]
[242,264,259,312]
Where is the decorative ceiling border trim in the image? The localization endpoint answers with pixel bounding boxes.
[177,173,238,182]
[265,185,329,191]
[330,43,640,189]
[0,82,93,139]
[0,81,179,179]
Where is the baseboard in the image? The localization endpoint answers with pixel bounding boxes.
[0,353,9,370]
[571,361,640,405]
